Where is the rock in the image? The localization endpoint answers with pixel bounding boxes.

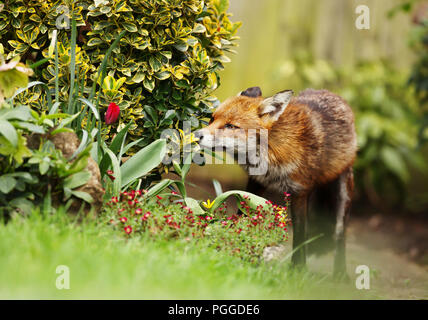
[263,245,287,262]
[76,156,104,211]
[49,131,80,158]
[50,131,104,212]
[26,131,104,212]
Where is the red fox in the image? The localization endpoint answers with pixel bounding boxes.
[195,87,357,277]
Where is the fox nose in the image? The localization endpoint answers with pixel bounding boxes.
[194,130,204,141]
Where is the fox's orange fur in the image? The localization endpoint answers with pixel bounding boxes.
[196,87,357,276]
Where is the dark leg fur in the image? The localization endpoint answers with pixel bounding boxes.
[246,177,265,196]
[291,193,308,267]
[290,166,353,276]
[333,167,353,278]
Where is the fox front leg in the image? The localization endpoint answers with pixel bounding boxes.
[290,192,308,267]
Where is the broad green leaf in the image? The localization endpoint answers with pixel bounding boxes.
[143,77,155,92]
[0,119,18,147]
[64,171,91,189]
[0,68,30,98]
[71,190,94,203]
[0,105,31,121]
[14,122,45,134]
[145,179,174,198]
[39,160,50,175]
[212,179,223,197]
[120,139,167,187]
[192,23,206,33]
[0,175,17,194]
[110,121,133,154]
[122,22,138,33]
[87,37,103,46]
[184,197,205,215]
[210,190,270,214]
[101,143,122,195]
[10,197,34,215]
[69,129,89,160]
[144,105,158,123]
[149,56,162,72]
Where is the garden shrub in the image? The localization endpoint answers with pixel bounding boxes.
[0,0,241,150]
[338,62,423,207]
[389,0,428,145]
[0,53,96,216]
[0,103,96,216]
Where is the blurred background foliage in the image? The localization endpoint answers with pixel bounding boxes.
[191,0,428,214]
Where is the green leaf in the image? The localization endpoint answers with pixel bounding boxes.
[149,56,162,72]
[143,77,155,92]
[154,71,170,80]
[192,23,206,33]
[0,134,32,163]
[110,121,133,154]
[64,171,91,189]
[184,197,205,215]
[173,40,188,52]
[53,112,80,133]
[39,160,50,175]
[145,179,174,198]
[181,153,192,180]
[10,81,46,102]
[214,0,229,14]
[69,130,89,160]
[101,143,122,195]
[0,175,17,194]
[87,37,103,46]
[71,190,94,203]
[144,105,158,123]
[78,98,100,120]
[122,138,144,155]
[10,197,34,215]
[210,190,270,214]
[131,71,145,83]
[0,119,18,147]
[120,139,167,187]
[0,106,31,121]
[212,179,223,197]
[380,147,409,182]
[122,22,138,33]
[14,122,45,134]
[8,172,36,183]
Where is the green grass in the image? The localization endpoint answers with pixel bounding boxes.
[0,208,376,299]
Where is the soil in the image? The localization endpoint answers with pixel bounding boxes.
[307,215,428,299]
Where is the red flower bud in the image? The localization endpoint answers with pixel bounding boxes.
[105,102,120,125]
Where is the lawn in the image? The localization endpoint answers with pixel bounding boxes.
[0,208,376,300]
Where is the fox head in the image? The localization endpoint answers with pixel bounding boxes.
[195,87,293,154]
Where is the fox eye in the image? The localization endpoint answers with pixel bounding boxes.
[224,123,239,129]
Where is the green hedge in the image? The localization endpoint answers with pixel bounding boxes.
[0,0,241,149]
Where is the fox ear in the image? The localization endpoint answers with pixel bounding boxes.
[239,86,262,98]
[259,90,293,121]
